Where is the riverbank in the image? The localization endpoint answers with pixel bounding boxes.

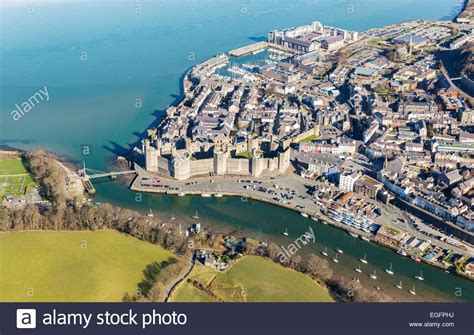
[130,169,473,282]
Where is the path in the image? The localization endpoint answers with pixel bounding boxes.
[163,255,195,302]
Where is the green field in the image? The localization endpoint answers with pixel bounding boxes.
[0,230,177,302]
[170,256,334,302]
[0,158,37,198]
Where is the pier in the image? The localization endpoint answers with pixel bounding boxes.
[229,41,268,57]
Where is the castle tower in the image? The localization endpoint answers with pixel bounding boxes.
[278,149,291,173]
[172,153,191,180]
[214,150,228,176]
[247,136,259,153]
[250,149,264,177]
[144,139,159,173]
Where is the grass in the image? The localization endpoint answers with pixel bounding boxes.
[0,230,177,302]
[298,135,319,143]
[0,158,37,198]
[170,256,334,302]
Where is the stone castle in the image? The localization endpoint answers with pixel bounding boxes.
[143,137,291,180]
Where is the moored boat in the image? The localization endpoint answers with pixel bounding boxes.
[397,249,408,257]
[321,246,329,257]
[385,263,394,275]
[369,270,377,280]
[415,271,424,281]
[360,236,371,242]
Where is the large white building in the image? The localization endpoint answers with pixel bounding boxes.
[339,171,362,192]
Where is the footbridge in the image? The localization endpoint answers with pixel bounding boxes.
[77,162,137,194]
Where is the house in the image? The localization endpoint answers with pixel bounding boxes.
[354,175,384,199]
[439,170,462,187]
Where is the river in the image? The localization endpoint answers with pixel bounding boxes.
[1,0,472,301]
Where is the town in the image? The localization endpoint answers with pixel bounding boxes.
[133,18,474,279]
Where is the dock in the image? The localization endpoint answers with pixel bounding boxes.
[229,42,268,57]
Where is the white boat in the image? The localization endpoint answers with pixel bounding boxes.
[354,264,362,273]
[349,232,359,238]
[332,254,339,263]
[395,281,403,290]
[192,211,200,219]
[214,193,223,198]
[409,286,417,295]
[178,192,185,197]
[360,253,368,264]
[397,249,408,257]
[283,228,289,236]
[336,247,344,254]
[147,209,154,217]
[415,271,424,281]
[311,216,318,222]
[360,236,371,242]
[201,193,211,197]
[169,214,176,221]
[300,212,309,218]
[321,247,329,257]
[385,263,394,275]
[369,270,377,280]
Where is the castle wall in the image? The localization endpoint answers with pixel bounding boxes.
[227,158,251,175]
[189,158,214,177]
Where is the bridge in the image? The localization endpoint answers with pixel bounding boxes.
[77,163,137,194]
[77,163,137,180]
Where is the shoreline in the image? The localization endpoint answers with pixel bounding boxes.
[130,172,473,283]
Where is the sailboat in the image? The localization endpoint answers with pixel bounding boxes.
[332,254,339,263]
[283,228,289,236]
[409,286,417,295]
[336,247,344,254]
[415,271,424,281]
[395,281,403,289]
[360,253,368,264]
[192,211,199,219]
[169,213,176,221]
[385,263,394,275]
[147,209,154,217]
[369,270,377,280]
[354,264,362,273]
[321,246,329,257]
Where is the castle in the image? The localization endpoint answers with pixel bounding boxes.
[143,137,291,180]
